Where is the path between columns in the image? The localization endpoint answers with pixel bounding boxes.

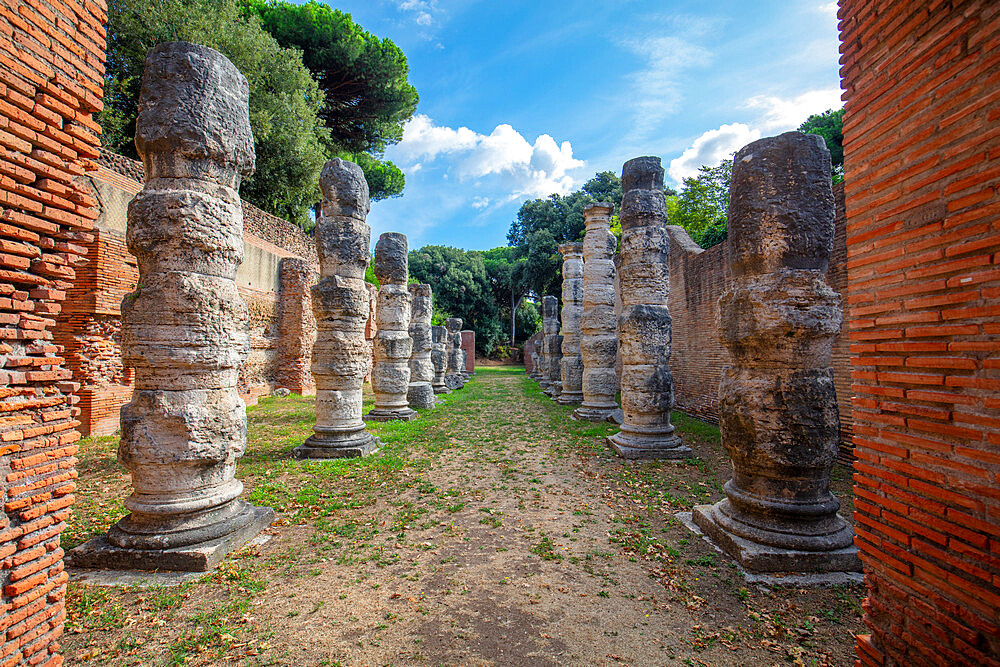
[63,367,863,666]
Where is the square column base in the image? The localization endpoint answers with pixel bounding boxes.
[364,407,418,422]
[67,505,275,573]
[692,504,862,573]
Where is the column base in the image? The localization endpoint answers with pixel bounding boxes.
[607,430,690,460]
[692,503,862,573]
[67,503,274,572]
[556,391,583,405]
[294,431,380,459]
[364,407,418,422]
[407,383,436,409]
[571,404,618,421]
[432,383,451,394]
[445,375,465,390]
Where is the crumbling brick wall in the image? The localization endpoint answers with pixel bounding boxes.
[666,183,853,461]
[0,0,108,664]
[840,0,1000,664]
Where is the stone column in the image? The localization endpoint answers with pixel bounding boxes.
[294,158,379,459]
[431,325,450,394]
[277,257,316,395]
[556,242,584,405]
[608,157,690,459]
[461,330,475,377]
[574,204,619,420]
[444,317,466,390]
[407,283,435,409]
[693,132,859,573]
[70,42,273,571]
[539,295,559,394]
[366,233,417,421]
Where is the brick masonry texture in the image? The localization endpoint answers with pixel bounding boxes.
[0,0,109,665]
[667,183,853,462]
[840,1,1000,664]
[55,151,325,432]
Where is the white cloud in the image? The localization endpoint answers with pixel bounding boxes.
[471,196,490,209]
[745,88,843,131]
[621,35,711,136]
[392,114,586,199]
[667,123,760,185]
[817,2,838,16]
[396,0,438,30]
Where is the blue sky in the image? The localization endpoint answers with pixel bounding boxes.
[323,0,842,251]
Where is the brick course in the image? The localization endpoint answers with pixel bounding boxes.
[840,0,1000,664]
[0,0,107,664]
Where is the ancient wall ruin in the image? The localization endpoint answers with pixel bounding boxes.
[55,151,321,434]
[840,1,1000,664]
[667,183,853,461]
[0,0,106,664]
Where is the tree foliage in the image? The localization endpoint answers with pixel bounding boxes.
[667,159,731,249]
[798,108,844,175]
[101,0,329,227]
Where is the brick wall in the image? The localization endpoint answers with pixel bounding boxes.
[666,183,854,461]
[839,0,1000,664]
[0,0,108,664]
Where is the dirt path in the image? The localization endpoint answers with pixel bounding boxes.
[63,368,863,666]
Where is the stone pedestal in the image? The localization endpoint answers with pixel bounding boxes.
[574,203,619,421]
[294,158,379,459]
[407,284,436,409]
[444,317,466,390]
[366,233,417,421]
[540,295,562,397]
[69,42,273,571]
[557,242,584,405]
[692,132,860,573]
[608,157,689,459]
[431,325,450,394]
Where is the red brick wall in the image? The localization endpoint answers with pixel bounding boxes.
[840,0,1000,664]
[0,0,107,664]
[666,183,854,461]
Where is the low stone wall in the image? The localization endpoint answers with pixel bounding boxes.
[54,153,322,433]
[667,182,852,461]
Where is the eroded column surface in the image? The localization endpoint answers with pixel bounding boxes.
[431,325,450,394]
[692,132,859,573]
[557,242,584,405]
[294,158,379,459]
[574,204,619,420]
[407,283,435,409]
[541,296,563,398]
[366,233,417,421]
[608,157,690,459]
[444,317,466,390]
[71,42,273,571]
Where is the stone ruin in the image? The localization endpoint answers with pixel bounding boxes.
[540,295,563,398]
[294,158,379,459]
[366,233,418,421]
[461,330,476,378]
[444,317,467,390]
[608,157,689,459]
[693,132,860,573]
[431,325,450,394]
[69,42,273,570]
[407,283,436,409]
[556,242,584,405]
[573,203,619,421]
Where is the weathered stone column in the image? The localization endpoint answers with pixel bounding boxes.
[539,295,559,395]
[693,132,859,573]
[407,283,435,409]
[556,242,584,405]
[431,325,450,394]
[366,233,417,421]
[277,257,317,395]
[294,158,379,459]
[608,157,690,459]
[461,330,475,378]
[70,42,273,571]
[444,317,466,390]
[574,204,618,420]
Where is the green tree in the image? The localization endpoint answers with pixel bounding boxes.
[476,246,528,346]
[668,159,731,249]
[581,171,623,209]
[101,0,329,228]
[798,108,844,181]
[244,0,418,200]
